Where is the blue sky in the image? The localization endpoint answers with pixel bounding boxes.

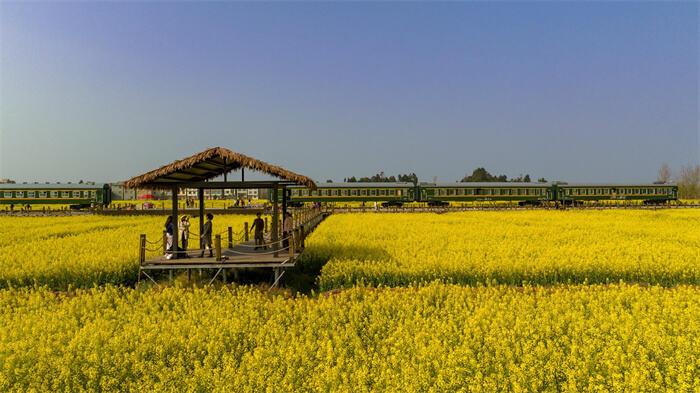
[0,2,697,183]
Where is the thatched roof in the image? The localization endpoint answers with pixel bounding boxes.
[124,147,317,189]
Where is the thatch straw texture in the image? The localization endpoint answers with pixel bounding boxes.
[124,147,317,189]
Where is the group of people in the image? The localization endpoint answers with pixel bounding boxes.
[163,211,294,258]
[164,213,214,260]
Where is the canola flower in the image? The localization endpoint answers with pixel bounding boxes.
[0,283,697,392]
[0,215,260,289]
[303,210,700,290]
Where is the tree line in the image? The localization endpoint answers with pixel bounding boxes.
[333,168,546,185]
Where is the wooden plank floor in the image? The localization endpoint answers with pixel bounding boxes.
[142,240,299,267]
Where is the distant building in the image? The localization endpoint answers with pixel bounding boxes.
[178,188,260,200]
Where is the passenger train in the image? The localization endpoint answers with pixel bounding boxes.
[286,182,678,206]
[0,183,112,209]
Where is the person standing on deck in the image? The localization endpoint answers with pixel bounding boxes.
[164,216,174,260]
[199,213,214,258]
[283,212,293,249]
[250,212,266,250]
[179,215,190,253]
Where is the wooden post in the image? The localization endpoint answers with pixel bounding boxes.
[289,231,295,257]
[282,186,288,226]
[215,235,222,261]
[171,186,179,259]
[244,222,249,241]
[162,230,167,254]
[139,234,146,264]
[198,188,204,250]
[227,226,233,248]
[264,217,268,233]
[272,187,279,257]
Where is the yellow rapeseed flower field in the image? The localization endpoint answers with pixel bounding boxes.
[0,283,697,392]
[303,210,700,289]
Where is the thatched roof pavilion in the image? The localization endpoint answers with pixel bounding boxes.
[125,147,316,259]
[124,147,316,190]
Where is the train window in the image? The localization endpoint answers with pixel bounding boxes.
[39,191,48,198]
[351,189,358,196]
[16,191,24,198]
[73,191,81,198]
[378,189,385,196]
[397,190,402,196]
[3,192,11,198]
[28,191,36,198]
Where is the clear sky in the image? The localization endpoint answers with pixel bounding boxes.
[1,1,697,184]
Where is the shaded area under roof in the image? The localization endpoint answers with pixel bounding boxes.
[124,147,317,190]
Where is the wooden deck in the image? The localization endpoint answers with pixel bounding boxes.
[139,239,303,287]
[137,210,327,287]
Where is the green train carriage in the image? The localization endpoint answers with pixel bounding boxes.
[287,182,415,205]
[419,182,552,205]
[555,183,677,204]
[0,183,112,208]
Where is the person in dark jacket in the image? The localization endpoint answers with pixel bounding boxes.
[165,216,174,259]
[250,212,266,250]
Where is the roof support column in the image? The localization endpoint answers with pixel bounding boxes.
[272,186,279,257]
[171,186,179,259]
[198,188,204,248]
[282,186,288,224]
